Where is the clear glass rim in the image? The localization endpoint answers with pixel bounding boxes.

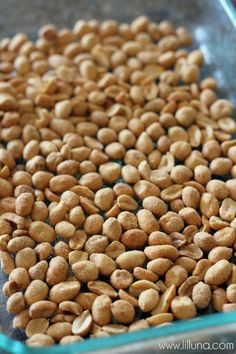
[220,0,236,28]
[1,311,236,353]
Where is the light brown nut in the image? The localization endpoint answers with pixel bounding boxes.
[193,232,216,251]
[204,260,232,285]
[121,229,148,249]
[147,313,173,326]
[138,289,160,312]
[192,281,211,309]
[15,248,36,270]
[59,335,83,344]
[24,280,49,306]
[178,276,199,297]
[75,292,98,311]
[49,281,81,303]
[85,235,108,254]
[9,268,30,289]
[72,260,99,283]
[102,323,128,334]
[129,319,149,332]
[7,292,25,314]
[102,217,122,241]
[159,212,184,234]
[105,241,126,259]
[152,285,176,315]
[59,301,82,315]
[29,301,57,319]
[55,220,76,239]
[26,318,49,338]
[171,296,197,319]
[136,209,159,234]
[144,245,179,261]
[13,309,30,330]
[212,288,228,312]
[72,310,93,336]
[88,280,118,298]
[29,221,56,243]
[92,295,112,326]
[49,175,77,193]
[142,196,167,216]
[0,251,15,275]
[110,269,133,290]
[117,194,138,211]
[15,193,34,216]
[26,333,55,347]
[111,300,135,324]
[208,246,232,264]
[129,280,159,297]
[90,254,116,276]
[219,198,236,222]
[116,251,145,270]
[46,256,69,286]
[29,260,48,281]
[226,284,236,303]
[46,322,72,341]
[165,265,188,288]
[133,267,158,282]
[147,258,173,276]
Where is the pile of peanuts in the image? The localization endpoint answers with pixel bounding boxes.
[0,15,236,347]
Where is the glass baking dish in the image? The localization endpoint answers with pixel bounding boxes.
[0,0,236,352]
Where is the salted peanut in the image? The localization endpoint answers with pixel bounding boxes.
[49,281,80,303]
[194,165,211,185]
[147,313,173,326]
[29,221,56,243]
[192,282,211,310]
[94,188,114,211]
[152,285,176,315]
[165,265,188,288]
[26,318,49,338]
[208,247,232,264]
[110,269,133,290]
[147,258,173,276]
[7,292,25,314]
[29,301,57,319]
[102,217,122,241]
[171,296,197,319]
[105,241,126,259]
[72,260,99,283]
[136,209,159,234]
[34,243,53,261]
[15,248,36,269]
[46,256,69,286]
[55,220,76,239]
[9,268,30,289]
[9,236,33,253]
[29,261,48,281]
[134,180,160,200]
[148,231,171,246]
[214,227,235,247]
[129,280,159,297]
[116,251,145,270]
[121,229,148,249]
[193,232,216,251]
[111,300,135,324]
[199,193,219,218]
[26,333,55,347]
[60,335,83,344]
[145,245,179,261]
[85,235,108,254]
[129,319,149,332]
[159,212,184,234]
[209,216,229,231]
[72,310,93,336]
[24,280,49,306]
[226,284,236,303]
[142,196,167,216]
[133,267,158,282]
[182,186,200,209]
[0,252,15,275]
[90,253,116,276]
[175,257,196,273]
[92,295,112,326]
[59,301,82,316]
[49,175,77,193]
[69,206,85,227]
[206,180,228,200]
[212,288,228,312]
[219,198,236,222]
[84,214,103,235]
[46,322,72,341]
[13,309,30,330]
[204,260,232,285]
[88,281,118,298]
[16,193,34,216]
[138,289,160,312]
[117,211,138,231]
[117,194,138,211]
[76,292,97,311]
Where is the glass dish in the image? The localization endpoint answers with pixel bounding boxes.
[0,0,236,352]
